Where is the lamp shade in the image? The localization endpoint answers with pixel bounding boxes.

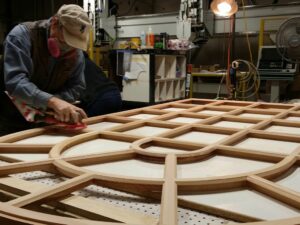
[211,0,238,17]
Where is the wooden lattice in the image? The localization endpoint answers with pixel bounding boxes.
[0,98,299,225]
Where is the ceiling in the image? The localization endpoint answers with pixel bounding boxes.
[236,0,300,6]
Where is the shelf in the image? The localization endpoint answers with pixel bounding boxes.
[155,56,165,79]
[154,55,186,102]
[166,80,173,100]
[155,79,186,102]
[165,55,176,78]
[122,53,186,103]
[155,77,185,82]
[176,56,186,78]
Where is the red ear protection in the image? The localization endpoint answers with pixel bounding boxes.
[47,37,61,58]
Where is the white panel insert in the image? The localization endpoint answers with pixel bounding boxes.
[265,125,300,136]
[145,146,188,154]
[276,167,300,193]
[286,116,300,122]
[0,154,48,162]
[128,114,159,120]
[123,126,170,137]
[239,113,273,119]
[162,107,186,112]
[180,190,300,220]
[234,138,300,155]
[87,122,122,131]
[196,110,227,115]
[174,131,229,144]
[177,155,273,179]
[167,117,203,124]
[212,121,254,129]
[83,159,164,178]
[63,139,131,157]
[15,134,73,145]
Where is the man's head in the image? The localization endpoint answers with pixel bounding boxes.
[53,4,92,51]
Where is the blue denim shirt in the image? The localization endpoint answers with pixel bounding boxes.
[3,21,85,109]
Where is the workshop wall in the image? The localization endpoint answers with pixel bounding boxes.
[114,0,180,16]
[114,0,297,17]
[191,34,274,68]
[0,0,83,53]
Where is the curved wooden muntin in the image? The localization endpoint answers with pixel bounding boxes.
[0,99,300,224]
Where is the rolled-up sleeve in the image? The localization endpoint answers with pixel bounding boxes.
[3,25,53,109]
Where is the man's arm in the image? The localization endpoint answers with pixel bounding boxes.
[3,25,53,109]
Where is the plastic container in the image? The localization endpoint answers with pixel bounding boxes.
[146,26,154,48]
[140,30,146,48]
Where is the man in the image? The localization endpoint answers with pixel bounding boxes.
[80,52,122,117]
[0,4,91,135]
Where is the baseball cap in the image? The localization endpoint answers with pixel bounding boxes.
[57,4,92,51]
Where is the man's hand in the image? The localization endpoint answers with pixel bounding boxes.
[47,97,87,123]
